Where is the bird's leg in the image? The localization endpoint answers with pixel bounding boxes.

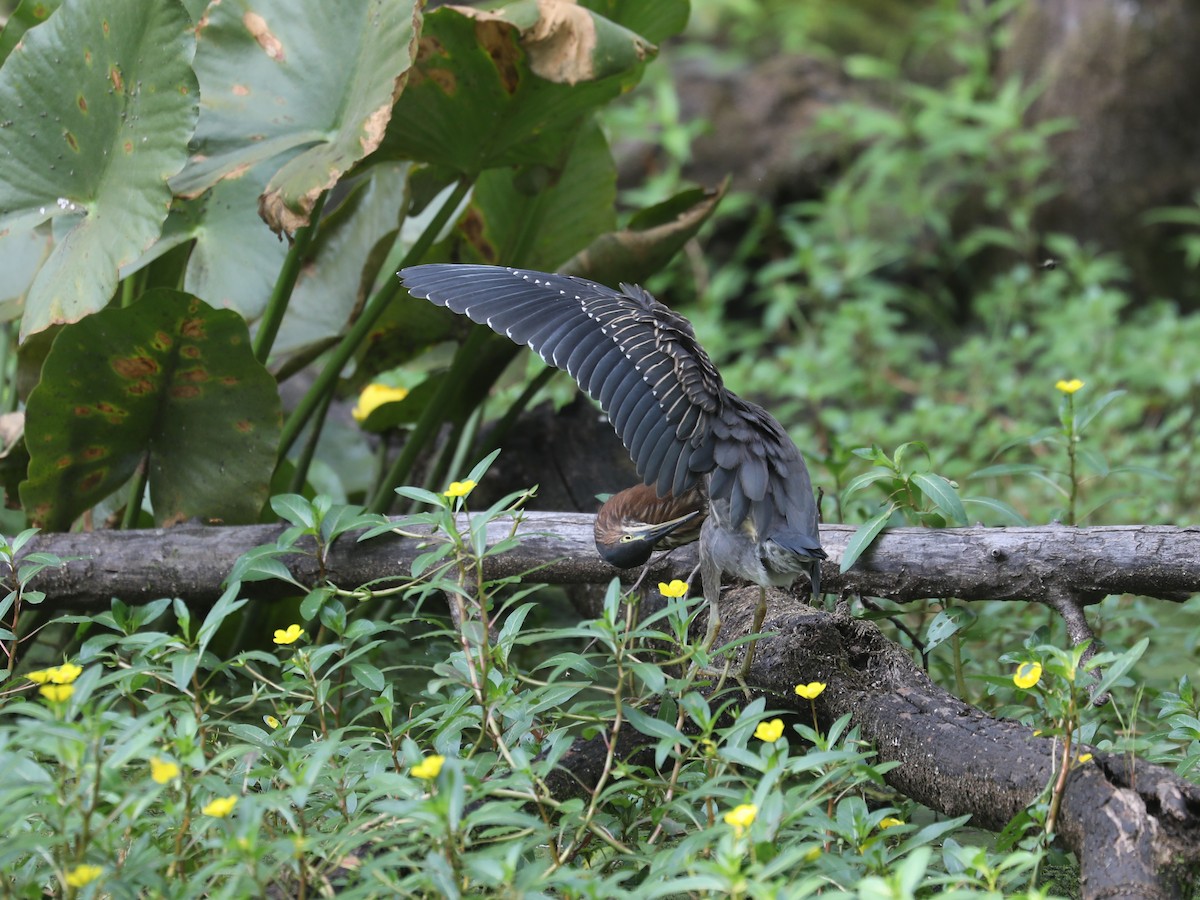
[738,586,768,680]
[700,547,722,652]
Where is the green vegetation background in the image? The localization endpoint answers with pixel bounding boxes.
[0,0,1198,896]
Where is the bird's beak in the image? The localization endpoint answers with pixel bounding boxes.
[631,509,700,543]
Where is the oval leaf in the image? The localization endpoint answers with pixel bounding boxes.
[20,289,281,529]
[840,506,894,573]
[911,472,967,526]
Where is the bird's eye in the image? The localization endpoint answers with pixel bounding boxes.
[620,533,636,543]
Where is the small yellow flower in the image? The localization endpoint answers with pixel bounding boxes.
[754,718,785,743]
[1055,379,1084,395]
[202,795,238,817]
[1077,753,1093,765]
[273,624,304,645]
[794,682,826,700]
[723,803,757,836]
[352,383,409,422]
[265,715,281,729]
[65,864,103,888]
[411,754,445,780]
[27,663,83,684]
[879,816,904,829]
[658,579,688,598]
[39,684,73,702]
[150,756,180,784]
[443,480,477,499]
[1013,661,1043,690]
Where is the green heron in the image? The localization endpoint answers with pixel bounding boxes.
[593,483,705,569]
[399,264,826,672]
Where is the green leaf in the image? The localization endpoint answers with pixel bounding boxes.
[1090,637,1149,700]
[0,0,199,339]
[380,2,651,175]
[910,472,967,525]
[578,0,688,44]
[300,587,332,621]
[1075,389,1125,433]
[0,0,63,70]
[925,608,973,651]
[561,183,726,284]
[271,494,317,530]
[622,704,686,742]
[842,468,896,498]
[20,289,281,529]
[840,506,894,573]
[175,0,418,236]
[961,496,1028,526]
[463,119,616,268]
[350,661,386,692]
[0,227,54,324]
[275,163,412,356]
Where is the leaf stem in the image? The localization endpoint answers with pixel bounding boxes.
[277,176,471,460]
[253,192,328,364]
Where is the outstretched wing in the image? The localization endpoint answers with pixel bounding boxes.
[399,264,724,497]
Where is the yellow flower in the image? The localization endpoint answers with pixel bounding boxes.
[27,663,83,684]
[794,682,826,700]
[65,864,103,888]
[1077,752,1093,765]
[411,754,445,780]
[1013,661,1042,690]
[754,718,784,743]
[1055,379,1084,395]
[352,383,409,422]
[150,757,180,784]
[723,803,757,836]
[443,480,476,499]
[658,579,688,598]
[265,715,281,729]
[879,816,904,829]
[39,684,73,702]
[202,795,238,817]
[273,624,304,645]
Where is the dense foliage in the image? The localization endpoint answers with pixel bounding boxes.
[0,0,1197,896]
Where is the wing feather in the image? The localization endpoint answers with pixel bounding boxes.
[399,264,728,496]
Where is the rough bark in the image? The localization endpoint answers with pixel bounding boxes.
[12,515,1200,611]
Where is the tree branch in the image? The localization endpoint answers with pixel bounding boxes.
[13,516,1200,611]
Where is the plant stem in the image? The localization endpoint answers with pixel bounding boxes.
[367,326,488,514]
[120,460,150,530]
[1064,395,1078,525]
[253,192,328,365]
[288,383,336,495]
[277,176,471,461]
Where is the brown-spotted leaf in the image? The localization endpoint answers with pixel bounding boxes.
[173,0,418,235]
[379,0,652,175]
[20,289,280,530]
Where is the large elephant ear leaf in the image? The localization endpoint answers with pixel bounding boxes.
[380,0,654,175]
[173,0,418,236]
[0,0,199,340]
[20,289,281,530]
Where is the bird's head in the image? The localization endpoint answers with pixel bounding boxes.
[594,512,700,569]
